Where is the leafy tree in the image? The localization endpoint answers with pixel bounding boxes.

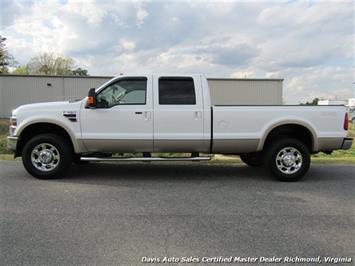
[13,65,29,74]
[71,67,89,76]
[300,98,320,106]
[0,35,16,73]
[26,53,75,75]
[14,53,89,76]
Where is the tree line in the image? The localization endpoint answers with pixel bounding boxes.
[299,98,320,106]
[0,35,89,76]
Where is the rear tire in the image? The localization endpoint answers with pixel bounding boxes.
[240,153,263,167]
[22,134,72,179]
[264,138,310,182]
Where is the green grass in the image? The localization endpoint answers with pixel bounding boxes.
[0,154,18,160]
[0,135,10,155]
[0,119,10,154]
[311,123,355,162]
[0,118,354,163]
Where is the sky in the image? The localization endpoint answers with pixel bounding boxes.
[0,0,354,103]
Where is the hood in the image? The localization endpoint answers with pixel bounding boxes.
[13,101,82,116]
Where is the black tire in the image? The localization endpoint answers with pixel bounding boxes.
[240,153,263,167]
[22,134,72,179]
[264,138,310,182]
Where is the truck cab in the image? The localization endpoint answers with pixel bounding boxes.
[80,74,211,153]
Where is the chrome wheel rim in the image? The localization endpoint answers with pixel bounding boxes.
[31,143,60,172]
[276,147,303,175]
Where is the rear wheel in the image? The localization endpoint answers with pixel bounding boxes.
[240,153,263,167]
[264,138,310,182]
[22,134,72,179]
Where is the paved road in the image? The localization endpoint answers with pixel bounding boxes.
[0,161,354,265]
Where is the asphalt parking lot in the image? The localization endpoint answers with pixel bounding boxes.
[0,160,354,265]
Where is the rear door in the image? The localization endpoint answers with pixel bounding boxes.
[153,75,208,152]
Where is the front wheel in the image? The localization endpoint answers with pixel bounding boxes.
[22,134,72,179]
[264,138,310,182]
[240,153,263,167]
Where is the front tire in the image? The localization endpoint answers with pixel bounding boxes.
[240,153,263,167]
[22,134,72,179]
[264,138,310,182]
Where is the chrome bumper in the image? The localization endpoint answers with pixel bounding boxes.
[341,138,353,150]
[7,136,18,152]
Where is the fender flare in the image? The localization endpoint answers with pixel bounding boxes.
[257,119,318,152]
[15,118,83,154]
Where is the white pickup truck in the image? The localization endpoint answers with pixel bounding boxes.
[7,74,352,181]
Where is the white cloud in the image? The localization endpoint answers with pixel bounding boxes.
[231,69,256,79]
[64,0,108,25]
[267,66,354,104]
[1,0,353,103]
[120,39,136,51]
[136,6,148,26]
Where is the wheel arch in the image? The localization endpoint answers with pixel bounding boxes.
[15,121,78,157]
[258,121,318,152]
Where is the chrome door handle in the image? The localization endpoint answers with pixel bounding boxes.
[144,111,151,120]
[194,111,202,120]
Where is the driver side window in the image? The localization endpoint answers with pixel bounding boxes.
[96,77,147,108]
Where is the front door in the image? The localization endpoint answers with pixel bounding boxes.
[80,76,153,153]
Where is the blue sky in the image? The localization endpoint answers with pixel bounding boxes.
[1,0,354,103]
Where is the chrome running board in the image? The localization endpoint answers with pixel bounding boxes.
[80,156,211,162]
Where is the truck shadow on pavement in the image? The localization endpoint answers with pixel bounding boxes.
[49,162,355,187]
[64,162,272,183]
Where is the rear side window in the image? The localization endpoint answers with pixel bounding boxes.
[158,77,196,105]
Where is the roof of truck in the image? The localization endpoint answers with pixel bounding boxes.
[0,74,113,79]
[0,74,283,81]
[206,77,284,81]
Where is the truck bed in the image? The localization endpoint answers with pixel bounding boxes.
[212,105,347,153]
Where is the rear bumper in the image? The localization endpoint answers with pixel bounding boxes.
[7,136,18,152]
[341,138,353,150]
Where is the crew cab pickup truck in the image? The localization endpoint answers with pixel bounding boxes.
[7,74,353,181]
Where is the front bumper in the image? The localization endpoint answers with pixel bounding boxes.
[7,136,18,152]
[341,138,353,150]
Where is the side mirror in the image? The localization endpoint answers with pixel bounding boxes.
[87,88,96,108]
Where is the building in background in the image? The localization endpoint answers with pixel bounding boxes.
[348,98,355,107]
[318,99,355,107]
[207,78,283,106]
[0,74,283,118]
[0,74,112,118]
[318,98,355,123]
[318,99,349,106]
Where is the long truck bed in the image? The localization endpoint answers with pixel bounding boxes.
[212,105,348,153]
